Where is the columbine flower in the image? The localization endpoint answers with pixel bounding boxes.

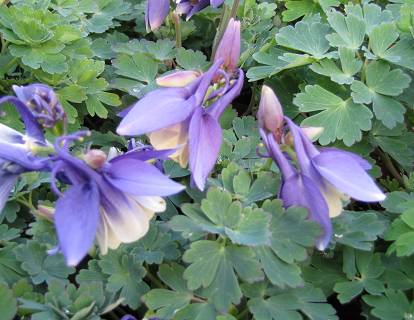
[258,86,386,250]
[145,0,170,31]
[117,58,244,190]
[51,133,184,266]
[10,84,65,128]
[214,18,241,74]
[0,93,52,213]
[176,0,224,20]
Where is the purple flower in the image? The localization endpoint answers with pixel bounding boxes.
[51,133,184,266]
[145,0,170,31]
[10,84,65,129]
[258,86,386,250]
[117,59,244,190]
[175,0,224,19]
[214,18,241,74]
[0,92,52,213]
[121,316,137,320]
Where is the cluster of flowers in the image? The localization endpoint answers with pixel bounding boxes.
[0,16,385,268]
[145,0,224,31]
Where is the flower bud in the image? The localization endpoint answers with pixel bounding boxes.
[145,0,170,32]
[12,84,65,128]
[156,70,200,88]
[83,149,107,169]
[214,18,241,73]
[285,126,324,145]
[257,85,284,136]
[37,205,55,221]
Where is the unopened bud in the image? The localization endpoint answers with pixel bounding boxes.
[257,85,284,135]
[285,126,324,145]
[145,0,170,32]
[83,149,107,169]
[12,84,65,128]
[156,70,200,87]
[214,18,241,73]
[37,205,54,221]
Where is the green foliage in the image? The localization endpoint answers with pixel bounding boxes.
[1,1,414,319]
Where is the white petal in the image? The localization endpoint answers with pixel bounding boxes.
[103,197,153,243]
[321,182,348,218]
[148,122,189,167]
[135,196,166,213]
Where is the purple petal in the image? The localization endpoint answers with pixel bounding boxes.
[55,182,100,266]
[186,0,210,19]
[0,174,17,214]
[281,174,332,250]
[320,147,372,170]
[146,0,170,31]
[0,96,44,142]
[207,69,244,119]
[312,150,386,202]
[189,108,222,190]
[106,158,184,196]
[0,141,45,171]
[260,129,295,180]
[116,88,195,136]
[210,0,224,7]
[109,148,175,164]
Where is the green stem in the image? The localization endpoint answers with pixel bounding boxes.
[237,308,249,320]
[229,0,240,19]
[171,12,182,48]
[379,149,406,188]
[3,57,18,73]
[16,196,36,212]
[145,269,166,289]
[243,81,257,115]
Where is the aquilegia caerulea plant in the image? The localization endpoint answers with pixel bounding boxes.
[3,1,414,318]
[145,0,225,31]
[117,19,243,190]
[0,84,185,266]
[258,86,386,249]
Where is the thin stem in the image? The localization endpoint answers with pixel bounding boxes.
[237,308,249,320]
[191,295,207,303]
[145,268,166,289]
[379,149,405,188]
[243,81,257,115]
[171,12,182,48]
[230,0,240,19]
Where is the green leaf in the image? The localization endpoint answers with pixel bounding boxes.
[14,241,75,285]
[369,23,399,61]
[113,52,159,83]
[275,16,332,59]
[175,48,208,70]
[332,211,386,250]
[262,200,320,264]
[143,264,192,319]
[0,283,17,320]
[326,9,366,50]
[99,251,149,308]
[334,250,385,303]
[371,124,414,168]
[183,240,263,310]
[171,188,271,246]
[130,223,180,264]
[385,207,414,257]
[310,47,362,84]
[247,284,337,320]
[365,61,411,97]
[294,85,373,146]
[363,290,414,320]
